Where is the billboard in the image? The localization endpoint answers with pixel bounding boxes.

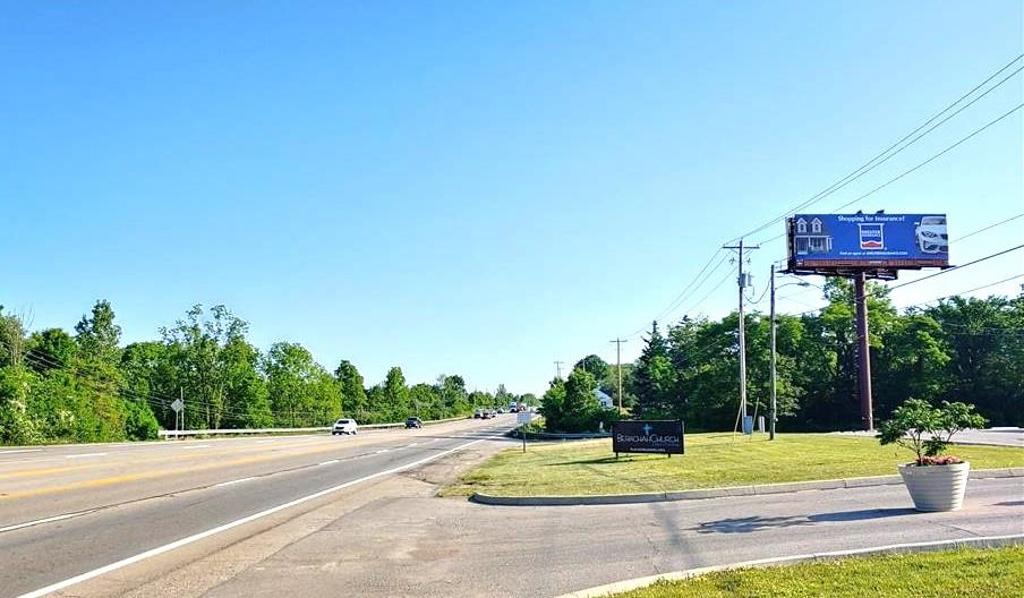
[787,213,949,270]
[612,420,684,455]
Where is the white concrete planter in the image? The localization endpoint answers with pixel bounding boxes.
[898,461,971,512]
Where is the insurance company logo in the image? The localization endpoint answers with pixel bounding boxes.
[858,223,885,250]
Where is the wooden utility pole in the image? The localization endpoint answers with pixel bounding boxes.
[609,338,627,411]
[723,239,759,430]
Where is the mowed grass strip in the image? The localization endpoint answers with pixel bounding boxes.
[442,433,1023,497]
[608,545,1024,598]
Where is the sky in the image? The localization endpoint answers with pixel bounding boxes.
[2,1,1022,395]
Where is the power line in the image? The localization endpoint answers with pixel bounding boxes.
[886,244,1024,293]
[729,53,1024,243]
[756,102,1024,244]
[956,212,1024,243]
[623,250,725,338]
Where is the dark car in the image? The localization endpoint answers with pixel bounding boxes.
[405,417,422,429]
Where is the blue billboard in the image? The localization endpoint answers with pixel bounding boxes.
[787,214,949,269]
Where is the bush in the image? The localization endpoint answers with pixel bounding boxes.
[878,399,987,465]
[124,400,160,440]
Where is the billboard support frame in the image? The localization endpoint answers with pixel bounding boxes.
[784,213,951,432]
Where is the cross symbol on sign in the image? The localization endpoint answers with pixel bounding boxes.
[642,424,652,435]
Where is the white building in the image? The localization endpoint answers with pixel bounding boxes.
[594,388,615,409]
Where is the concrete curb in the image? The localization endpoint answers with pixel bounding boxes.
[553,534,1024,598]
[471,467,1024,506]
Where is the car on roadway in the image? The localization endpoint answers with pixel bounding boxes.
[480,410,493,419]
[405,417,422,429]
[332,418,358,435]
[497,408,505,414]
[473,409,483,419]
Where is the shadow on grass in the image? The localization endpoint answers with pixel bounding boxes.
[692,508,916,534]
[544,455,668,466]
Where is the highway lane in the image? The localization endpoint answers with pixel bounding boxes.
[0,415,516,597]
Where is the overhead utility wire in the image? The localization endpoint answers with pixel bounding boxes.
[757,102,1024,244]
[729,53,1024,243]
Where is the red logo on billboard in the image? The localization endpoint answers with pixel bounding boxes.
[859,223,884,250]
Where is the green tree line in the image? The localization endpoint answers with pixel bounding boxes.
[0,301,530,445]
[546,280,1024,432]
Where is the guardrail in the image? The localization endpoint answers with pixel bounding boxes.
[158,415,469,439]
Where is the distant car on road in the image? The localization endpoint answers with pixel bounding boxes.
[497,408,505,414]
[481,410,493,419]
[405,417,422,429]
[473,409,483,419]
[332,418,358,435]
[509,406,518,413]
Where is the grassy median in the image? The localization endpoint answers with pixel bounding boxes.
[441,433,1023,497]
[609,545,1024,598]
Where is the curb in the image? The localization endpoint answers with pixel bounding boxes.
[553,534,1024,598]
[471,467,1024,506]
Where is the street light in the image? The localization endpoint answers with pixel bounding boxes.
[769,265,814,440]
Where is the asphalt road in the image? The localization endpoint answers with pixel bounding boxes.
[202,477,1024,598]
[0,415,517,597]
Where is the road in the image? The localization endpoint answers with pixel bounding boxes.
[173,477,1024,598]
[834,427,1024,447]
[1,419,1020,598]
[0,415,517,597]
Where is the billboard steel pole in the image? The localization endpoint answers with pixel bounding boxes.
[769,264,777,441]
[854,272,874,431]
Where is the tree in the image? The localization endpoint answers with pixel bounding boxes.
[631,321,677,418]
[574,355,609,381]
[335,360,368,418]
[75,300,122,363]
[264,342,339,427]
[382,367,410,420]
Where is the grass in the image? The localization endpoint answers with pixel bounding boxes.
[441,432,1023,497]
[608,546,1024,598]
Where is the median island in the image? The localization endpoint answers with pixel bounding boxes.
[606,545,1024,598]
[441,433,1023,497]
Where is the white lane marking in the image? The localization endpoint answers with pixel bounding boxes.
[405,443,419,448]
[180,445,212,450]
[0,510,95,534]
[318,459,339,466]
[0,449,43,455]
[66,453,108,460]
[213,477,257,488]
[375,449,389,454]
[18,434,496,598]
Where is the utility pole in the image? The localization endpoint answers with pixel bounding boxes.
[854,272,874,431]
[769,264,777,440]
[554,361,564,379]
[610,338,627,412]
[723,239,759,431]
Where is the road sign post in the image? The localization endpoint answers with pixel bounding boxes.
[517,411,531,453]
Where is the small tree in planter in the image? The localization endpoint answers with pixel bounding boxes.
[878,399,988,511]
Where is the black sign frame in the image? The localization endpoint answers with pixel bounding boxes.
[612,420,684,456]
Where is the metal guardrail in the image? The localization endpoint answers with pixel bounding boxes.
[158,415,468,439]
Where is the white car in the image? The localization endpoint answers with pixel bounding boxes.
[331,418,358,435]
[915,215,948,254]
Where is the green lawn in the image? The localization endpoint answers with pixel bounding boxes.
[442,433,1023,497]
[609,546,1024,598]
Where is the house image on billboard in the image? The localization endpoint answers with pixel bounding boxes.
[793,217,832,255]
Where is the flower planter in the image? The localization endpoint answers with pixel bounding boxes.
[898,461,971,512]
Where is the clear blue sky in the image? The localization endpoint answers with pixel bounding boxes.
[2,1,1022,395]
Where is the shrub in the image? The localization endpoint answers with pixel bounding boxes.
[878,399,987,465]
